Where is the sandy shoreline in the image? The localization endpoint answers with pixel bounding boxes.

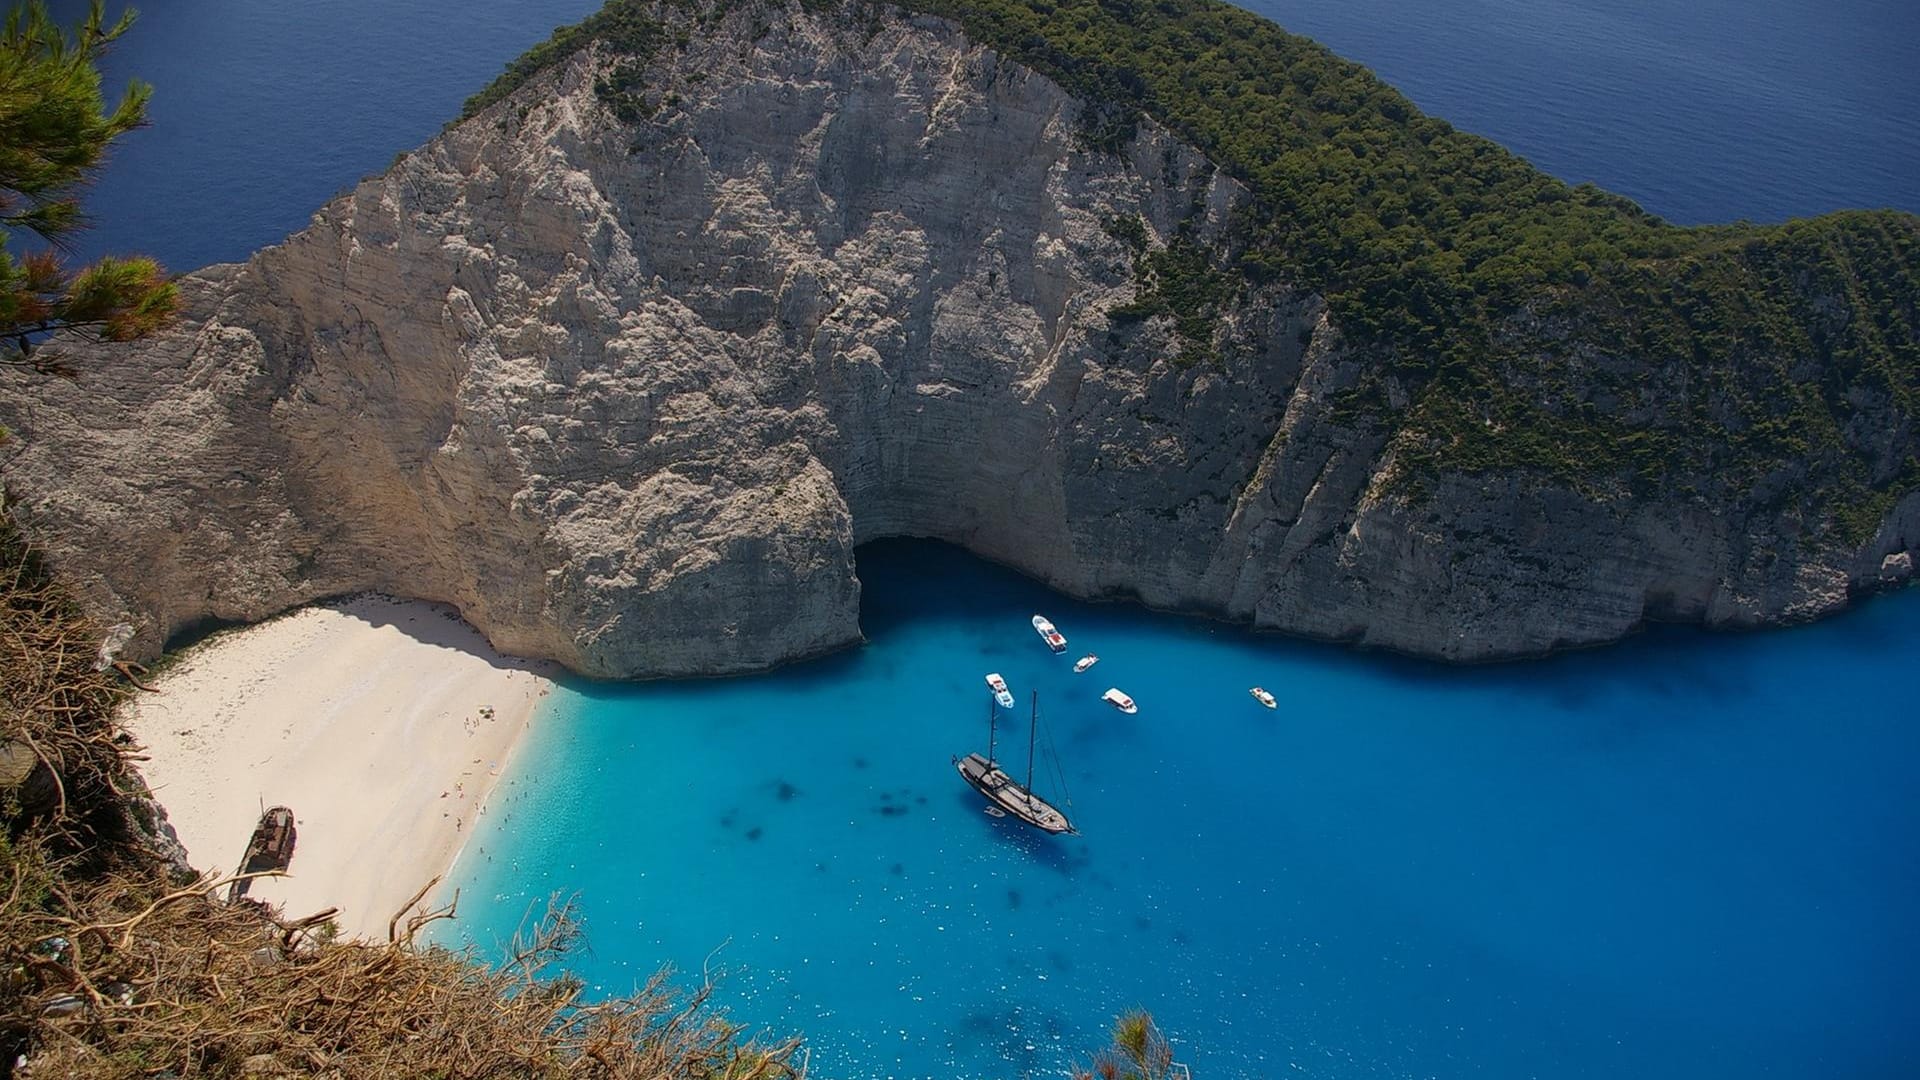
[123,595,558,940]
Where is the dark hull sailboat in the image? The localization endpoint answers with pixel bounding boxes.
[955,691,1076,835]
[955,752,1075,834]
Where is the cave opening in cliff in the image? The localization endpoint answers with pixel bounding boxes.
[851,536,1089,650]
[161,613,253,655]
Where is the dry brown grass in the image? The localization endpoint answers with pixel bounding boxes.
[8,877,800,1079]
[0,514,802,1079]
[0,517,144,865]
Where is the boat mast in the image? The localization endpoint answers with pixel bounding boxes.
[1027,691,1038,795]
[986,693,997,765]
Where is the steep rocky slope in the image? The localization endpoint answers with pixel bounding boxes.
[1,0,1915,676]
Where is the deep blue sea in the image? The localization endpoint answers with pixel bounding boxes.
[40,1,1920,1077]
[48,0,604,271]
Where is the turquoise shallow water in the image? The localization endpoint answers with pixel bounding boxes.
[444,541,1920,1078]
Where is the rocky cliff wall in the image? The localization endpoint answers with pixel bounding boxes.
[1,3,1913,676]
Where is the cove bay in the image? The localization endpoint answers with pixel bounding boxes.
[36,0,1920,1075]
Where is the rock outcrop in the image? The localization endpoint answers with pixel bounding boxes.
[1,2,1914,676]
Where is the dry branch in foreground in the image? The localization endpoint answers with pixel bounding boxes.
[0,512,801,1078]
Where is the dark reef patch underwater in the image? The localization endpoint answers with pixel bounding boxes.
[443,541,1920,1078]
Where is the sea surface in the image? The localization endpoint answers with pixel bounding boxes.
[38,0,1920,1077]
[445,542,1920,1078]
[48,0,604,272]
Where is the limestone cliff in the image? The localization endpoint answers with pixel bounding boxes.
[1,1,1914,676]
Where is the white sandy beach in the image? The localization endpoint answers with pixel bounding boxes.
[123,595,556,940]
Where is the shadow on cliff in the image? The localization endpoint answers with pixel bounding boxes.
[849,537,1920,728]
[272,593,559,680]
[853,536,1775,713]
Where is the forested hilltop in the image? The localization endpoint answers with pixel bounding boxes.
[472,0,1920,538]
[909,0,1920,528]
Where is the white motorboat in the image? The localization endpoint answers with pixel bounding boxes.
[1032,614,1067,653]
[1073,654,1099,673]
[985,672,1016,710]
[1101,687,1137,715]
[1249,686,1277,709]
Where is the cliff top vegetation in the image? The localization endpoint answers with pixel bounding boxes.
[463,0,1920,541]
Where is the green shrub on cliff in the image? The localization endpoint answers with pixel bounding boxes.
[461,0,668,120]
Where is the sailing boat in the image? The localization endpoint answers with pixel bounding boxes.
[955,691,1076,835]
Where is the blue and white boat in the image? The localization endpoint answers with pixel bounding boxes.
[985,672,1016,710]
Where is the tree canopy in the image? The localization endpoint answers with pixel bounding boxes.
[0,0,175,375]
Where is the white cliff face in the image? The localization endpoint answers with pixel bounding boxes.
[0,5,1912,676]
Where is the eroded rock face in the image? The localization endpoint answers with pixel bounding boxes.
[0,5,1912,675]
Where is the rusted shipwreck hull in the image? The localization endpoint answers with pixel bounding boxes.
[227,805,296,902]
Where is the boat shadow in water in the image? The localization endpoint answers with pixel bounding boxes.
[952,790,1090,876]
[1063,716,1136,753]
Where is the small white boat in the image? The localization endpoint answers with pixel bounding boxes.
[985,672,1016,710]
[1101,687,1137,715]
[1249,686,1277,709]
[1032,614,1067,654]
[1073,654,1099,673]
